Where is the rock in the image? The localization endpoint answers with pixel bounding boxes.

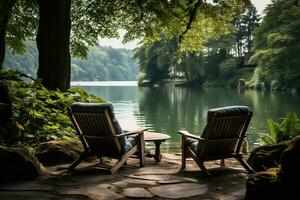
[0,145,44,182]
[279,135,300,180]
[245,136,300,199]
[123,178,157,186]
[125,174,171,181]
[149,183,208,199]
[123,187,153,198]
[247,141,291,171]
[35,140,84,166]
[245,169,281,200]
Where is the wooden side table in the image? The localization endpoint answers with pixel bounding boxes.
[144,132,171,162]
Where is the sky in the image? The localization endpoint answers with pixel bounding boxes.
[99,0,272,50]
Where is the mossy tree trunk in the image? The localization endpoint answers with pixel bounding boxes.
[36,0,71,91]
[0,0,16,69]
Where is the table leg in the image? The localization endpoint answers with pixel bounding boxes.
[154,141,162,162]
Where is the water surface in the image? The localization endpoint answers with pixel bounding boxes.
[72,82,300,152]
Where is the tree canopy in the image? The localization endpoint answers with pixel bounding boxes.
[5,0,252,57]
[1,0,251,90]
[134,5,259,86]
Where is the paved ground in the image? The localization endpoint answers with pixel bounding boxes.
[0,154,250,200]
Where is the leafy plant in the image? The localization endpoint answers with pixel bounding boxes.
[259,112,300,145]
[0,69,104,147]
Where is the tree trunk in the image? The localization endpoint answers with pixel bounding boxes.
[0,0,16,69]
[36,0,71,91]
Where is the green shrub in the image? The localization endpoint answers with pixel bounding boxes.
[0,69,104,148]
[259,112,300,145]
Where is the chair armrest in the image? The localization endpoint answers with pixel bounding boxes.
[178,130,204,141]
[117,128,148,137]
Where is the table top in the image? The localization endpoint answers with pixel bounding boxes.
[144,131,171,141]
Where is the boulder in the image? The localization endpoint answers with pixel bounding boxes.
[35,140,84,166]
[245,169,281,200]
[245,135,300,199]
[0,145,44,182]
[247,140,291,171]
[279,135,300,180]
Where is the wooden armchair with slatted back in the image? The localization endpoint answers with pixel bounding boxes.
[68,102,147,174]
[179,106,254,176]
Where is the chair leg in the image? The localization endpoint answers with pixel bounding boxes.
[193,155,211,176]
[181,135,187,169]
[236,155,255,173]
[198,161,211,177]
[138,133,145,167]
[110,146,137,174]
[69,152,89,171]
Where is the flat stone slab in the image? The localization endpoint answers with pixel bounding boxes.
[123,187,153,198]
[216,194,239,200]
[149,183,208,199]
[125,174,171,181]
[123,178,157,186]
[58,183,123,200]
[0,154,250,200]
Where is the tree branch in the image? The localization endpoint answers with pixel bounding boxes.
[179,0,203,43]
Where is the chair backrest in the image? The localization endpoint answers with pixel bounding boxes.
[198,106,252,157]
[69,102,125,158]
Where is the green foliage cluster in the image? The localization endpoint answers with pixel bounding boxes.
[259,112,300,145]
[134,36,178,82]
[251,0,300,91]
[3,42,138,81]
[5,0,251,58]
[134,5,259,86]
[0,69,104,147]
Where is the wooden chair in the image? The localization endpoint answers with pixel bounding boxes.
[68,102,147,174]
[178,106,254,176]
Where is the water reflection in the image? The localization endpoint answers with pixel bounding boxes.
[80,84,300,152]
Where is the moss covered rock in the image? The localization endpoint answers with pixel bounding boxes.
[247,140,291,171]
[245,169,281,199]
[0,145,44,182]
[279,135,300,180]
[35,140,84,166]
[245,136,300,199]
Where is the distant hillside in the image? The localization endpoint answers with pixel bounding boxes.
[3,41,139,81]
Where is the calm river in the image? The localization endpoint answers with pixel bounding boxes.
[72,81,300,152]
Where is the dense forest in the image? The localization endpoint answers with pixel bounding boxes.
[134,5,260,87]
[135,1,300,91]
[3,42,138,81]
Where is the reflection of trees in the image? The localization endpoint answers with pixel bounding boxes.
[137,86,300,150]
[137,86,208,144]
[81,85,300,151]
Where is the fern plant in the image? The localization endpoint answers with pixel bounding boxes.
[259,112,300,145]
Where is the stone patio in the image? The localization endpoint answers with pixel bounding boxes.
[0,153,250,200]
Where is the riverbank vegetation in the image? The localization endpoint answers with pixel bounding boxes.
[135,0,300,92]
[259,112,300,145]
[134,5,259,87]
[0,69,103,148]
